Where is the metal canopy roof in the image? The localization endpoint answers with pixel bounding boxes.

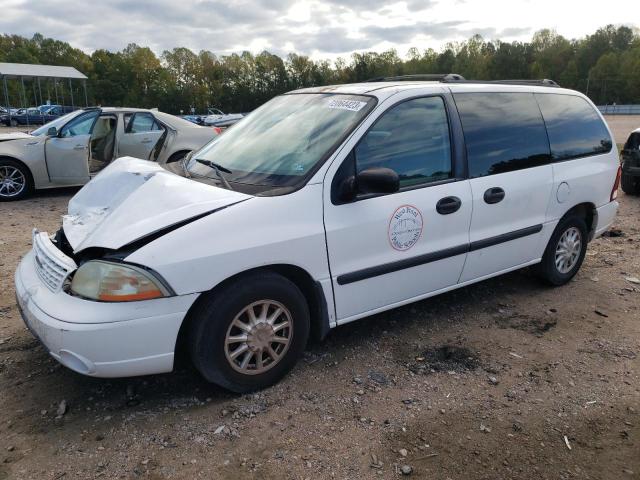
[0,62,87,80]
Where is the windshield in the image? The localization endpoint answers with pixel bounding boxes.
[30,110,83,136]
[186,93,375,194]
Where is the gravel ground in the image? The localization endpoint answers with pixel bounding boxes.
[0,185,638,479]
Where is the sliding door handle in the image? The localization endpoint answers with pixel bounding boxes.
[436,196,462,215]
[483,187,505,204]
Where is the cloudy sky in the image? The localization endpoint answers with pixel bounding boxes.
[1,0,637,59]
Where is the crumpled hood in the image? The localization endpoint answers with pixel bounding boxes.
[63,157,251,252]
[0,132,34,142]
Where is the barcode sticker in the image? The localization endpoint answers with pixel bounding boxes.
[326,99,367,112]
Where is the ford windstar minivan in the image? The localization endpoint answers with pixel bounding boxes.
[15,75,621,392]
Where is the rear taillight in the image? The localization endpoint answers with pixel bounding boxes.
[611,165,622,201]
[213,127,222,135]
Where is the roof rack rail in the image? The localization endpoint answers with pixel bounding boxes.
[364,73,465,82]
[364,74,560,87]
[478,79,560,87]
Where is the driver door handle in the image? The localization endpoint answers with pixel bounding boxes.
[141,139,153,144]
[483,187,505,204]
[436,196,462,215]
[73,144,87,150]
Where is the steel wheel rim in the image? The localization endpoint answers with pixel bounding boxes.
[224,300,293,375]
[0,165,26,197]
[555,226,582,274]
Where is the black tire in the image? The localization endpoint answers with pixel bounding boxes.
[10,119,18,127]
[188,272,310,393]
[0,158,33,201]
[535,214,588,286]
[620,172,640,195]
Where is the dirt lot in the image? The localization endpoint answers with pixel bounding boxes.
[0,185,638,479]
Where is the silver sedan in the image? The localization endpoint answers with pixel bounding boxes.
[0,107,221,200]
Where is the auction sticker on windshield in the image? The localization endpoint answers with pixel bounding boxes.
[327,98,367,112]
[389,205,423,251]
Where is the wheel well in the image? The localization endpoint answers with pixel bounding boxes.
[167,150,191,163]
[564,202,596,240]
[174,265,331,360]
[0,156,35,187]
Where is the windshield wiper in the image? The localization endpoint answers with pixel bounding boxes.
[195,158,234,190]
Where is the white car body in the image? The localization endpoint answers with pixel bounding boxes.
[0,107,219,199]
[15,80,620,382]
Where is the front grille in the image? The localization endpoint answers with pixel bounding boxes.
[32,230,77,292]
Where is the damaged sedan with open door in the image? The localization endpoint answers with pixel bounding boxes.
[0,107,220,200]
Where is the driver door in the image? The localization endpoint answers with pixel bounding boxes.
[45,110,100,184]
[117,112,165,160]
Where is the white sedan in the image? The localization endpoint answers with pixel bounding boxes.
[0,107,220,200]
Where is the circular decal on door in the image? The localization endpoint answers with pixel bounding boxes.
[389,205,423,251]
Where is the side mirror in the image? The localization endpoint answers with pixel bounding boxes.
[357,167,400,195]
[47,127,57,137]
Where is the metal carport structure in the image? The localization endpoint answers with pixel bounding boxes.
[0,62,88,127]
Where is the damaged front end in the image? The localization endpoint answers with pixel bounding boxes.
[41,156,251,299]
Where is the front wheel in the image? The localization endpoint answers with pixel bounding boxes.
[188,272,310,392]
[535,215,588,286]
[0,159,33,201]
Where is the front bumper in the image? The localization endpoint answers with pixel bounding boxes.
[15,249,199,378]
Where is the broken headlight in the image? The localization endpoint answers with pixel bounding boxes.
[70,261,171,302]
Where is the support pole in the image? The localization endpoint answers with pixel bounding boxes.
[38,77,43,106]
[21,76,29,128]
[69,78,74,109]
[54,78,59,105]
[60,79,64,108]
[3,75,11,125]
[83,80,88,107]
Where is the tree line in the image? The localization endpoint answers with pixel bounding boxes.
[0,25,638,114]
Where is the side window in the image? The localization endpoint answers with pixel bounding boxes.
[354,96,452,188]
[60,111,99,138]
[454,92,551,178]
[536,94,612,161]
[127,113,162,133]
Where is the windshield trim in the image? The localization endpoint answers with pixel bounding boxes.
[190,92,378,196]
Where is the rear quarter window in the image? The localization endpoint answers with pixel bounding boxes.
[453,92,551,178]
[535,94,612,161]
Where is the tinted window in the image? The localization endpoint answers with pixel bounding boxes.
[354,96,452,187]
[536,94,612,161]
[454,93,550,178]
[625,132,640,151]
[128,113,162,133]
[60,111,99,138]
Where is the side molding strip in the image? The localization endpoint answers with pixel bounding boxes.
[336,224,542,285]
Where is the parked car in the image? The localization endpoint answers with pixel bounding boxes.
[0,107,220,200]
[203,108,244,126]
[620,128,640,194]
[181,114,205,125]
[15,78,620,392]
[1,107,54,126]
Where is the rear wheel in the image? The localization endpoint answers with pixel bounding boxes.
[620,172,640,195]
[10,118,18,127]
[188,272,310,392]
[0,159,33,201]
[535,214,588,286]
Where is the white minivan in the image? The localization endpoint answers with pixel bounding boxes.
[15,76,621,392]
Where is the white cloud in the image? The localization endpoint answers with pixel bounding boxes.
[0,0,637,60]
